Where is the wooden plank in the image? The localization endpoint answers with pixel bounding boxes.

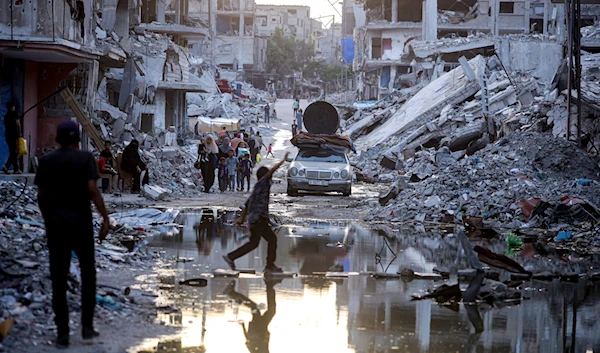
[60,87,105,150]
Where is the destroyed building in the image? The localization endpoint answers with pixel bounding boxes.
[349,0,600,100]
[0,0,100,170]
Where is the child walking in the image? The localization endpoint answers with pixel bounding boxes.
[226,150,238,191]
[267,143,275,158]
[223,152,290,273]
[240,154,253,191]
[236,155,244,191]
[218,157,228,192]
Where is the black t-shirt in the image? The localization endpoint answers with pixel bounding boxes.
[34,148,100,225]
[4,111,19,140]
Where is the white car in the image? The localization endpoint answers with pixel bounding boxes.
[287,148,352,196]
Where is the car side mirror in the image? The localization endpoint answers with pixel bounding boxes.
[350,161,358,167]
[286,157,294,162]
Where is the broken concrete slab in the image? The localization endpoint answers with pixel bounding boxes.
[359,56,486,152]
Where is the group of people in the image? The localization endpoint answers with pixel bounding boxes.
[95,139,149,194]
[291,98,304,137]
[198,128,273,193]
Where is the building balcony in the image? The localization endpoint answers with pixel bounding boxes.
[0,0,98,58]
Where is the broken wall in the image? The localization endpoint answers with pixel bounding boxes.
[0,0,95,48]
[496,38,563,86]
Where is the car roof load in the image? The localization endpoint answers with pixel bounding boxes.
[303,101,339,135]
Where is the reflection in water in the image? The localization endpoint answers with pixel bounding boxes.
[224,280,278,353]
[135,213,600,353]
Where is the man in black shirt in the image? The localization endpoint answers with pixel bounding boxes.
[223,152,289,273]
[35,120,110,349]
[2,102,21,174]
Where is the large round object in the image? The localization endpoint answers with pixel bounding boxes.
[302,101,339,135]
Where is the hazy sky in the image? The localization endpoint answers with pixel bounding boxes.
[256,0,343,25]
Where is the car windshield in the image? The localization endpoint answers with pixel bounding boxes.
[296,149,346,163]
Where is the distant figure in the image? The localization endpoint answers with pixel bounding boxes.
[199,136,218,193]
[2,102,21,174]
[296,108,304,132]
[267,143,274,158]
[97,150,117,193]
[121,139,149,193]
[239,153,253,191]
[264,103,270,124]
[291,119,298,137]
[219,126,228,139]
[223,152,290,272]
[292,98,300,116]
[218,157,228,193]
[226,149,238,191]
[35,120,109,349]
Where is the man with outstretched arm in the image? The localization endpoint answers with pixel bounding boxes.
[35,120,110,349]
[223,152,290,273]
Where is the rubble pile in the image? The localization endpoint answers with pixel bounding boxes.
[367,132,599,224]
[0,181,171,349]
[90,26,272,197]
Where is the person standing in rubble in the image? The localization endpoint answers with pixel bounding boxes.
[223,152,290,273]
[200,136,218,192]
[264,103,270,124]
[121,139,149,193]
[292,98,300,117]
[2,102,22,174]
[35,120,110,349]
[295,108,304,132]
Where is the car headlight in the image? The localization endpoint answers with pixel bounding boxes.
[341,170,349,179]
[333,172,340,179]
[298,169,305,176]
[290,167,298,176]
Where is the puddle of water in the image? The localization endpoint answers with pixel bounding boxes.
[134,212,600,353]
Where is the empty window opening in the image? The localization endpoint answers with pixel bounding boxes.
[499,2,514,14]
[141,114,153,133]
[371,38,382,59]
[397,0,422,22]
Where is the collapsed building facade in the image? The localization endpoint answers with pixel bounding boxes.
[350,0,600,100]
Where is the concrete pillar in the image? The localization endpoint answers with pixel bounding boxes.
[240,14,245,36]
[392,0,398,22]
[543,0,550,33]
[555,4,566,42]
[422,0,437,41]
[524,0,531,33]
[157,0,166,23]
[491,0,500,35]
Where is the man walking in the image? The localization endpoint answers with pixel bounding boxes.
[2,102,22,174]
[264,103,270,124]
[35,120,110,349]
[223,152,290,273]
[121,139,149,193]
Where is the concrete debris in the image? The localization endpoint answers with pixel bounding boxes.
[0,181,163,350]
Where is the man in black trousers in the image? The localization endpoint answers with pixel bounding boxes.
[35,120,110,349]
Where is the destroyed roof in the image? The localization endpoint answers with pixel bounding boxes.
[135,23,209,39]
[409,37,495,59]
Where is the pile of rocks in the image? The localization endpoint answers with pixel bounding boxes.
[365,132,600,228]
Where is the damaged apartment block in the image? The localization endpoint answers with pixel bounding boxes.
[351,0,578,100]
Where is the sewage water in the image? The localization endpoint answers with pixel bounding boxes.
[135,211,600,353]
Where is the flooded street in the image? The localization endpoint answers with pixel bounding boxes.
[131,212,600,353]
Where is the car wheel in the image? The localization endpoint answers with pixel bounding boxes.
[342,187,352,197]
[287,185,298,197]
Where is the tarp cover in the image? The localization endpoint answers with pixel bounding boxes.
[110,208,180,234]
[192,116,241,133]
[290,132,356,153]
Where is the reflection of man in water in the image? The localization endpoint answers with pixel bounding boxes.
[224,280,278,353]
